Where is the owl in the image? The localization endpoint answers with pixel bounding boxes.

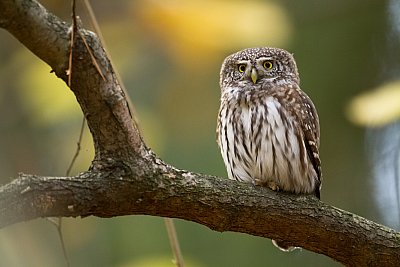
[216,47,321,251]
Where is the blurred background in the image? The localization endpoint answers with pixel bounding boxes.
[1,0,400,266]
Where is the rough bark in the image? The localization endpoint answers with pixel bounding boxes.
[0,0,399,266]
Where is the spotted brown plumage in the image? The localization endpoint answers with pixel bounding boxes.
[216,47,321,251]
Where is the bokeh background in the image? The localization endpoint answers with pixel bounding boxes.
[1,0,400,266]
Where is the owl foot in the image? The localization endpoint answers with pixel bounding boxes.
[266,181,280,191]
[254,179,280,191]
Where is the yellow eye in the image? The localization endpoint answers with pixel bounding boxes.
[263,60,273,69]
[238,64,247,73]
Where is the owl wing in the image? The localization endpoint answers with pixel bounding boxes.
[299,92,321,199]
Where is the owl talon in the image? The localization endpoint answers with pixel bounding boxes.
[267,181,280,191]
[254,179,280,191]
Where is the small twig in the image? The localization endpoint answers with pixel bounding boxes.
[77,29,106,81]
[67,0,77,87]
[66,116,86,176]
[83,0,138,121]
[68,0,106,82]
[165,218,185,267]
[48,218,71,267]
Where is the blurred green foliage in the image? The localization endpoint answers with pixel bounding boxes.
[0,0,390,266]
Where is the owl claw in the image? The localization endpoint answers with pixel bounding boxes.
[254,179,280,191]
[267,181,280,191]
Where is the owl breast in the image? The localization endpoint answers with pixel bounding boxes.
[217,89,317,194]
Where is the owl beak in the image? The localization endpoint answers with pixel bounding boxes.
[250,68,258,84]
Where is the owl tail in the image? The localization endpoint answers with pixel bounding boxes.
[272,239,299,252]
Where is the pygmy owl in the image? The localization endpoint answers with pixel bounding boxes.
[216,47,321,251]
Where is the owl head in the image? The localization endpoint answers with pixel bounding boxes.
[219,47,300,90]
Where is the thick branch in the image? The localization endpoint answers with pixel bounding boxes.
[1,163,400,267]
[1,1,400,267]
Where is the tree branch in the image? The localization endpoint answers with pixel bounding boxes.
[0,0,399,266]
[2,166,400,266]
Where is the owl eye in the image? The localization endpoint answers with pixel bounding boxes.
[238,64,247,73]
[263,60,273,69]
